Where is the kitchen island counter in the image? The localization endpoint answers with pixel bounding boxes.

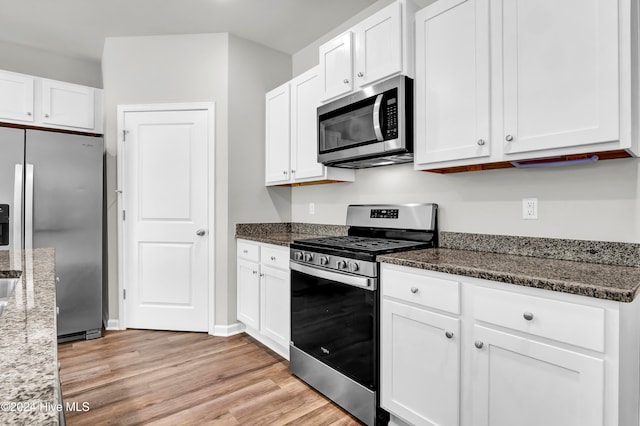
[0,248,61,425]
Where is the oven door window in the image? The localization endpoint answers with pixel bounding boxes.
[291,269,376,389]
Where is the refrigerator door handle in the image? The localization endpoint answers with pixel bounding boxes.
[13,164,23,250]
[25,163,34,249]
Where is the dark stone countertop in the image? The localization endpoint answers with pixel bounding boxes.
[236,223,640,303]
[0,248,61,425]
[379,248,640,303]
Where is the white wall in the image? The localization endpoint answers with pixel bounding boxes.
[226,34,291,325]
[290,0,640,244]
[0,40,102,87]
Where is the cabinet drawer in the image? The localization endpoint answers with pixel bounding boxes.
[261,246,289,270]
[473,286,605,352]
[382,266,460,314]
[237,240,259,262]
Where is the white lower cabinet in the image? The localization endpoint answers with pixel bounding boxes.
[471,325,604,426]
[381,263,640,426]
[382,299,460,426]
[236,239,290,359]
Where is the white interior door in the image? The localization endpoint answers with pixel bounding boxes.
[122,108,210,332]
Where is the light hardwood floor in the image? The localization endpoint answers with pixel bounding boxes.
[58,329,362,425]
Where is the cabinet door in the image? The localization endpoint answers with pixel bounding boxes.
[414,0,491,165]
[41,79,95,129]
[319,32,354,101]
[502,0,619,154]
[381,299,460,426]
[237,258,260,330]
[471,325,604,426]
[260,265,290,350]
[353,2,403,88]
[265,83,291,185]
[0,70,35,123]
[290,67,325,181]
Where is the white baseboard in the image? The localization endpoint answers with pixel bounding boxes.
[212,322,245,337]
[103,315,122,331]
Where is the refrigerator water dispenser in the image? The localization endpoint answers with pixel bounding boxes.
[0,204,8,246]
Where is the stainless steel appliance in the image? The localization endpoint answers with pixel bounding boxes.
[0,126,103,340]
[290,203,438,426]
[317,75,413,169]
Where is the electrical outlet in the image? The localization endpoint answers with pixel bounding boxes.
[522,198,538,220]
[309,202,315,215]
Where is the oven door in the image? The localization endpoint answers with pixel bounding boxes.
[290,261,378,389]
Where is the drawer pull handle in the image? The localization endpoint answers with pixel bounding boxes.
[270,256,276,261]
[410,287,419,294]
[445,331,454,339]
[523,312,534,321]
[474,341,484,349]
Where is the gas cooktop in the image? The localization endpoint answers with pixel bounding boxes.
[293,235,432,255]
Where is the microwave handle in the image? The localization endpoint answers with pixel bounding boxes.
[373,94,384,141]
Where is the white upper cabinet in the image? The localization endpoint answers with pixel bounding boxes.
[42,79,95,130]
[319,32,354,101]
[415,0,491,165]
[0,70,35,123]
[265,66,354,186]
[290,68,324,181]
[265,82,291,185]
[0,69,103,133]
[319,0,417,102]
[502,0,619,155]
[414,0,639,172]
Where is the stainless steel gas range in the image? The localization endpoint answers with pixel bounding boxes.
[289,203,438,426]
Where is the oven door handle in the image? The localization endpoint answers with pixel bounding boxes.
[290,261,376,291]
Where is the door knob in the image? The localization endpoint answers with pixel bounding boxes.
[196,229,206,236]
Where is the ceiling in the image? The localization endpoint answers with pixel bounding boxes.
[0,0,396,63]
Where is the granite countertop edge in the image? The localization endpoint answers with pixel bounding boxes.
[0,248,60,425]
[378,249,640,303]
[236,223,640,303]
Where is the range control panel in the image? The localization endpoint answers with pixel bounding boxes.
[370,209,399,219]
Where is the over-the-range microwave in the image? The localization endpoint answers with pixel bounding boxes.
[317,75,413,169]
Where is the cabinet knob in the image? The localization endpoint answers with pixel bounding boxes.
[27,112,32,116]
[260,273,264,277]
[410,287,418,294]
[505,134,514,142]
[291,170,295,174]
[252,270,257,275]
[445,331,454,339]
[243,249,248,254]
[270,256,276,261]
[343,79,349,84]
[283,170,287,175]
[45,114,50,118]
[477,139,485,146]
[474,341,484,349]
[196,229,206,236]
[357,72,364,77]
[523,312,534,321]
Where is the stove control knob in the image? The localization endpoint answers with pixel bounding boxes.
[319,256,329,266]
[348,261,359,272]
[294,251,303,261]
[336,260,347,270]
[303,253,314,262]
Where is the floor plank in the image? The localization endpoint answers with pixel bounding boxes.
[58,330,363,425]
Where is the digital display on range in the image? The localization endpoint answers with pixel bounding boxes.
[370,209,399,219]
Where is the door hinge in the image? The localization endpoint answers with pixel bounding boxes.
[123,289,127,300]
[122,210,126,221]
[123,130,129,141]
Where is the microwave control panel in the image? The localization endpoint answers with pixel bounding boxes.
[384,95,398,139]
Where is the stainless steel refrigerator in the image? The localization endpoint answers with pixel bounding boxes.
[0,126,103,340]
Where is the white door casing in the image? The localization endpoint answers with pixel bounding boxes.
[117,103,214,333]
